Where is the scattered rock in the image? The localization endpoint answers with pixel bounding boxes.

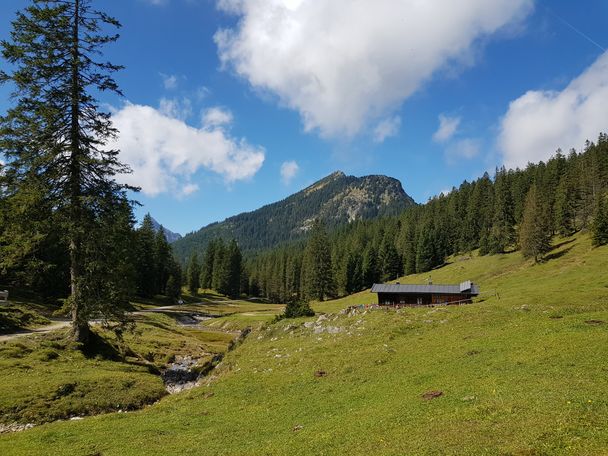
[316,315,328,323]
[462,395,475,401]
[70,416,84,421]
[0,423,35,434]
[585,320,605,325]
[326,326,342,334]
[466,350,480,356]
[292,424,303,432]
[303,321,315,329]
[314,370,327,377]
[422,390,443,400]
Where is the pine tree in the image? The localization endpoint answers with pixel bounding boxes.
[0,0,133,343]
[379,237,401,281]
[489,168,515,253]
[154,226,172,295]
[225,239,242,298]
[416,229,436,273]
[362,245,379,287]
[302,220,334,301]
[592,192,608,247]
[135,215,157,297]
[519,185,552,262]
[200,240,217,289]
[554,173,578,236]
[187,253,201,295]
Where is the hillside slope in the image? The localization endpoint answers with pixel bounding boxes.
[3,233,608,455]
[173,171,415,258]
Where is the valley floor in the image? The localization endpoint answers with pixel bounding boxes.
[1,233,607,455]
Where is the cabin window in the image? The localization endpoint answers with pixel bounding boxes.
[417,297,423,305]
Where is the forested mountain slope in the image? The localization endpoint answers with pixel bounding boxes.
[172,171,415,259]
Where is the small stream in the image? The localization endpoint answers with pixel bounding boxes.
[161,326,251,393]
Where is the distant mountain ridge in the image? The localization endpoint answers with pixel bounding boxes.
[172,171,415,260]
[149,217,182,243]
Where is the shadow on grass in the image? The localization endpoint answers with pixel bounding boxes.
[551,237,576,251]
[81,331,160,375]
[544,246,574,262]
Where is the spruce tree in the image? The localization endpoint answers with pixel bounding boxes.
[489,168,515,253]
[0,0,133,343]
[187,253,201,295]
[592,192,608,247]
[302,220,334,301]
[154,226,172,295]
[135,215,157,297]
[519,185,552,262]
[554,173,578,236]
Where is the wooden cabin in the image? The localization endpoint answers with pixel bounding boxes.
[371,281,479,306]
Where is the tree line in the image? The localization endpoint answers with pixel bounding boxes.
[238,137,608,303]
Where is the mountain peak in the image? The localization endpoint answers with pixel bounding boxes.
[172,173,416,258]
[149,217,183,243]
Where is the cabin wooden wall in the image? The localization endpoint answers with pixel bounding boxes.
[377,293,473,306]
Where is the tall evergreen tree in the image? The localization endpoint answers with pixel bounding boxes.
[519,185,552,262]
[592,192,608,247]
[135,214,156,297]
[187,253,201,295]
[302,220,334,301]
[0,0,133,343]
[554,173,578,236]
[489,168,515,253]
[200,240,217,289]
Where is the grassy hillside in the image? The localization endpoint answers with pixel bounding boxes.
[2,233,607,455]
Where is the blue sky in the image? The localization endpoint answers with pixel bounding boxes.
[1,0,607,235]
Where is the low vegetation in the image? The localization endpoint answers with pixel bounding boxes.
[1,232,606,454]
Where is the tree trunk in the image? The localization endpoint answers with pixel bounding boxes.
[69,0,89,345]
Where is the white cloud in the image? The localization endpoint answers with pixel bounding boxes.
[160,73,178,90]
[280,160,299,184]
[500,51,608,169]
[433,114,461,143]
[202,107,234,129]
[215,0,533,138]
[445,138,481,164]
[109,103,265,197]
[159,97,193,121]
[373,116,401,143]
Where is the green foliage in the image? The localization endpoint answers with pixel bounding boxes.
[187,253,201,295]
[0,0,135,344]
[519,185,552,262]
[282,300,315,319]
[592,192,608,247]
[302,220,335,301]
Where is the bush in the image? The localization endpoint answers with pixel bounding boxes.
[283,300,315,319]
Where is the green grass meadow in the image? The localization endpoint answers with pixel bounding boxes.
[1,233,607,454]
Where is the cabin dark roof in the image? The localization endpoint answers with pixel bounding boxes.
[371,283,480,295]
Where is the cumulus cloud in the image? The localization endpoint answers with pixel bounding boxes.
[433,114,461,143]
[280,160,299,184]
[159,97,193,121]
[202,107,234,128]
[215,0,533,138]
[373,116,401,143]
[160,73,178,90]
[445,138,481,164]
[499,51,608,169]
[109,103,265,197]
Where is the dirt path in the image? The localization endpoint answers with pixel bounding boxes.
[0,303,218,342]
[0,320,71,342]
